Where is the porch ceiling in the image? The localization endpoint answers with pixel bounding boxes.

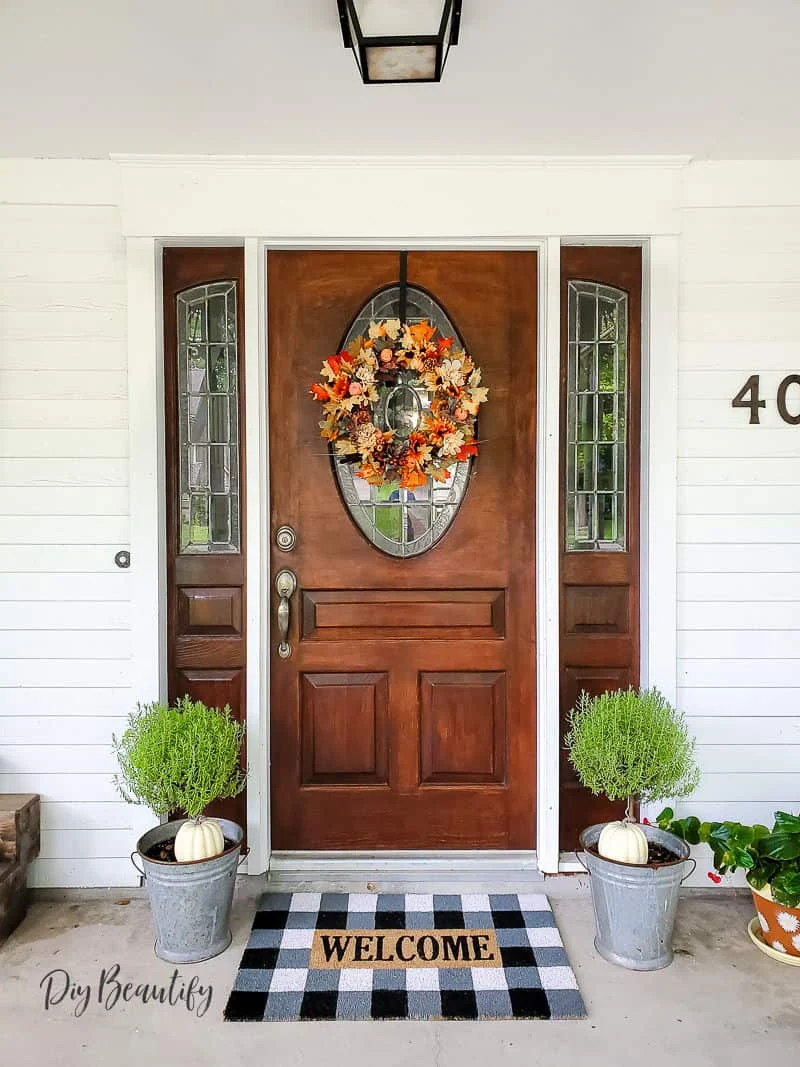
[2,1,800,160]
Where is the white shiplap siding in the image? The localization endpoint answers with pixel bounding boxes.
[675,169,800,863]
[1,157,799,886]
[0,162,137,887]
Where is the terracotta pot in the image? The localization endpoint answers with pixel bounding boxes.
[751,884,800,958]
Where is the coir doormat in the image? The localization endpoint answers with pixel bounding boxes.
[224,892,585,1021]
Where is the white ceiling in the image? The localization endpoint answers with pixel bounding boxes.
[2,0,800,159]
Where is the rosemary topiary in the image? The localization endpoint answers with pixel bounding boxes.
[565,687,700,821]
[113,697,246,819]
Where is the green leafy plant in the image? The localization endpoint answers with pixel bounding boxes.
[657,808,800,907]
[113,697,246,819]
[565,687,700,821]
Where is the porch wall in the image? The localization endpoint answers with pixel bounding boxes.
[0,158,798,887]
[674,163,800,852]
[0,161,137,886]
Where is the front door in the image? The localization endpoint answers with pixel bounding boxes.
[268,251,537,850]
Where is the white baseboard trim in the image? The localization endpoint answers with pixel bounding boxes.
[267,850,544,893]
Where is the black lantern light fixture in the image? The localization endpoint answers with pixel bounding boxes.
[337,1,462,84]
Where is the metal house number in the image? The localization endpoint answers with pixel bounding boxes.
[731,373,800,425]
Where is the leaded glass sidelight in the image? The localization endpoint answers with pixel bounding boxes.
[566,282,628,551]
[333,285,472,558]
[177,282,240,553]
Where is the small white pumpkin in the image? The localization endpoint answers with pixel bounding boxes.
[174,817,225,862]
[597,820,649,864]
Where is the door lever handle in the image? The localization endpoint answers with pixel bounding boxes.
[275,569,297,659]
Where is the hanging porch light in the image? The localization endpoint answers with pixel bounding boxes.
[336,0,462,84]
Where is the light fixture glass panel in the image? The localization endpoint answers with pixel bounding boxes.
[365,44,438,80]
[354,0,445,36]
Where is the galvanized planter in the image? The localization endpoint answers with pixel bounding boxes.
[133,818,243,964]
[579,822,692,971]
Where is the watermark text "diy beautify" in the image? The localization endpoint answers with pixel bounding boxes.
[40,965,212,1018]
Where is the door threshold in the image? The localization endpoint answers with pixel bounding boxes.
[267,850,544,893]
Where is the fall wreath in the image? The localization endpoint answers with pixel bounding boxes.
[310,318,488,490]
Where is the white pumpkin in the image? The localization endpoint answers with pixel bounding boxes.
[174,817,225,862]
[597,820,649,864]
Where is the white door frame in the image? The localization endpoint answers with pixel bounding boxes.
[122,155,682,879]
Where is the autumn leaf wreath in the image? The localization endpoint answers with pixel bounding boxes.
[310,319,488,490]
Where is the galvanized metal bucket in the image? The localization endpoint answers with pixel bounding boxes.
[579,823,694,971]
[132,818,244,964]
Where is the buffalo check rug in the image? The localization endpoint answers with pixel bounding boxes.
[223,892,585,1021]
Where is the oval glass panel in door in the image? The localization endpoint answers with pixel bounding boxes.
[333,285,472,558]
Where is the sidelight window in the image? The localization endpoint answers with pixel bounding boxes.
[566,281,628,551]
[176,281,240,553]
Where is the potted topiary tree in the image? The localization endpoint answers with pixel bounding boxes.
[565,687,700,971]
[113,697,246,964]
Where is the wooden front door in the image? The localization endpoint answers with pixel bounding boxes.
[269,251,538,850]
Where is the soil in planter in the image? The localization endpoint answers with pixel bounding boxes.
[144,836,238,862]
[588,842,681,865]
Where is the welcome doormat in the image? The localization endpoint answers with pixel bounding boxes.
[224,892,585,1021]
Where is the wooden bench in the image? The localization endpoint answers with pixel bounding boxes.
[0,794,40,942]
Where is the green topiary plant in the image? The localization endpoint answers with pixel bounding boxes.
[113,696,246,820]
[565,687,700,824]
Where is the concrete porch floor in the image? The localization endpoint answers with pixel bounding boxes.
[0,880,796,1066]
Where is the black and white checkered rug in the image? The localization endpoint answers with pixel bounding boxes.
[224,892,585,1021]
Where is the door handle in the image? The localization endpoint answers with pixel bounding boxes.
[275,569,297,659]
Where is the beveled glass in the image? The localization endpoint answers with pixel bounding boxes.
[333,285,472,558]
[566,281,628,551]
[177,281,240,553]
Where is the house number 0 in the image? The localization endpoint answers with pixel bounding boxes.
[731,374,800,425]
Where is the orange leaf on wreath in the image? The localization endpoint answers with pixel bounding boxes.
[430,467,451,483]
[456,442,479,461]
[400,468,428,490]
[409,322,435,347]
[310,383,329,402]
[436,335,454,354]
[324,353,351,377]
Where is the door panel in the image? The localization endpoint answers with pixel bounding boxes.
[558,246,641,848]
[163,247,247,834]
[268,250,537,850]
[300,672,389,785]
[419,672,507,785]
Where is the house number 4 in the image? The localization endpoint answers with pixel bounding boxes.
[731,374,800,425]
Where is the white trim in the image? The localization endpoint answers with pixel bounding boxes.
[553,238,680,866]
[244,239,269,874]
[640,238,679,699]
[268,851,544,892]
[640,236,680,822]
[126,236,167,844]
[112,154,691,167]
[114,157,686,240]
[557,853,587,874]
[125,223,680,875]
[535,237,562,874]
